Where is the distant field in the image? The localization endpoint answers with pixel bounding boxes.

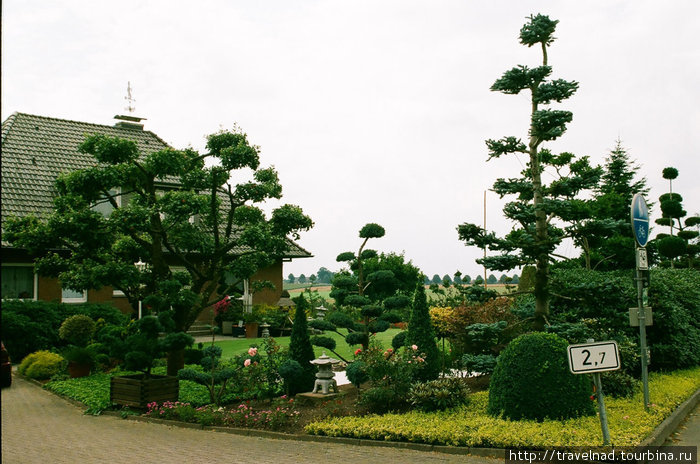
[282,283,514,306]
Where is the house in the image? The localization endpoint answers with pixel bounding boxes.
[1,112,311,319]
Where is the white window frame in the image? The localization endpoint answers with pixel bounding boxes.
[61,286,88,304]
[1,263,38,301]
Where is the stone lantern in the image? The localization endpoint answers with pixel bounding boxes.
[309,353,340,395]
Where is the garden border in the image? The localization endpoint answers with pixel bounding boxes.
[18,369,700,457]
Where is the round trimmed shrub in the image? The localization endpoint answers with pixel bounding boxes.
[19,351,65,380]
[488,333,595,421]
[59,314,96,347]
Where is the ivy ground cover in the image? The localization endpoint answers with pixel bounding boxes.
[306,367,700,448]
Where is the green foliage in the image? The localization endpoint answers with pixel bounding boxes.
[59,314,96,347]
[145,397,299,430]
[62,346,96,368]
[408,377,471,412]
[458,15,600,330]
[177,344,238,405]
[4,126,313,376]
[0,300,126,360]
[488,333,595,421]
[460,354,498,376]
[601,371,638,399]
[19,351,65,380]
[646,268,700,369]
[345,360,369,388]
[278,359,303,396]
[288,296,317,394]
[307,368,700,447]
[405,284,440,381]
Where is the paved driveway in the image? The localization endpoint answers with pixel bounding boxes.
[2,376,497,464]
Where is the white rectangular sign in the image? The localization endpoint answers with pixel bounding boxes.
[567,341,620,374]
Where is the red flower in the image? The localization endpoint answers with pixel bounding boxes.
[354,348,362,356]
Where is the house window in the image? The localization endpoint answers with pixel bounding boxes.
[92,188,121,217]
[1,265,37,300]
[61,287,87,303]
[224,272,252,313]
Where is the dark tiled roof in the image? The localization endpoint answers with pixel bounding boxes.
[1,112,312,259]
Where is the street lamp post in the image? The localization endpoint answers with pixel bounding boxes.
[134,259,146,319]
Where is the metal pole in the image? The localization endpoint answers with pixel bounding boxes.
[636,260,650,410]
[593,372,611,446]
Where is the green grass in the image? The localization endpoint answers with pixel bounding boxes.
[207,328,402,361]
[306,367,700,447]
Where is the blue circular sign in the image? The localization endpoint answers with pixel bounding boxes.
[631,194,649,247]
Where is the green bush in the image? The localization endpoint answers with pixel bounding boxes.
[306,368,700,448]
[59,314,96,347]
[488,333,595,421]
[405,284,440,382]
[601,370,638,399]
[345,360,368,387]
[549,268,700,372]
[19,350,65,380]
[460,353,498,376]
[288,296,317,395]
[408,377,470,412]
[1,300,128,360]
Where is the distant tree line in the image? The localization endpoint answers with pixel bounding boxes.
[423,271,519,286]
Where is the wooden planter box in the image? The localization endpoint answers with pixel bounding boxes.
[110,374,179,408]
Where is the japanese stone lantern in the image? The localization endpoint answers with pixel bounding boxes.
[309,352,340,395]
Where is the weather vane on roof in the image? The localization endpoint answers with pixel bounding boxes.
[124,81,136,114]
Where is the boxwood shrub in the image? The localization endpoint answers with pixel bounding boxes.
[18,350,65,380]
[488,332,595,421]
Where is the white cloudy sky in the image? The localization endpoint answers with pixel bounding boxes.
[2,0,699,280]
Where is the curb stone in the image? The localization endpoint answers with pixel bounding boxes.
[17,368,700,458]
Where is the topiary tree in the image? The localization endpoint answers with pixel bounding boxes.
[288,295,317,394]
[457,14,602,331]
[59,314,96,347]
[488,332,595,421]
[405,283,440,382]
[653,167,700,268]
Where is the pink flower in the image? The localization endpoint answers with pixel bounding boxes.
[244,359,251,367]
[248,347,258,357]
[411,344,418,351]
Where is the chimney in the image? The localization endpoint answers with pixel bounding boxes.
[114,114,146,130]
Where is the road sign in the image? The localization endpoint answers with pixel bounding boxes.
[631,194,650,247]
[636,248,648,270]
[568,341,620,374]
[629,307,653,327]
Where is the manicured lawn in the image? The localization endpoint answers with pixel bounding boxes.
[207,328,402,362]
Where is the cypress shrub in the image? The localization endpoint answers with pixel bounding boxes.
[405,283,440,382]
[288,295,317,394]
[488,332,595,421]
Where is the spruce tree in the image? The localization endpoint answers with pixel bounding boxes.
[288,295,316,394]
[406,283,440,382]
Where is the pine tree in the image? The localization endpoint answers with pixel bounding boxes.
[457,14,601,330]
[406,284,440,382]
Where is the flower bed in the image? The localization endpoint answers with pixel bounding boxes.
[305,367,700,447]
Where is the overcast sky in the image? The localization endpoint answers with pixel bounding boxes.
[2,0,699,280]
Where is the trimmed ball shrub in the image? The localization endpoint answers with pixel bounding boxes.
[18,351,65,380]
[488,333,595,421]
[59,314,96,347]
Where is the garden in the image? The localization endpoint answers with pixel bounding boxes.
[3,264,700,448]
[2,12,700,453]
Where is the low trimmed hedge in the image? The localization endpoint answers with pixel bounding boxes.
[306,367,700,447]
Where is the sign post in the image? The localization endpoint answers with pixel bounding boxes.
[631,194,651,410]
[567,340,620,446]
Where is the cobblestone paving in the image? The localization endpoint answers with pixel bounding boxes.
[2,376,498,464]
